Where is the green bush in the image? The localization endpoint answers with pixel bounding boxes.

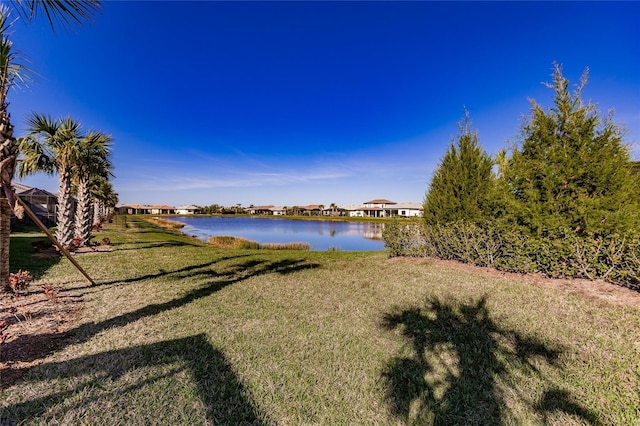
[383,220,640,289]
[382,219,424,257]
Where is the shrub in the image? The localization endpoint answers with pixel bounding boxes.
[383,220,640,289]
[208,236,260,249]
[40,283,60,300]
[383,219,424,257]
[7,270,33,294]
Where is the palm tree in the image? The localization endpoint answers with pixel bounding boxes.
[90,176,116,227]
[329,202,338,217]
[0,1,100,285]
[0,7,27,286]
[73,131,112,246]
[19,114,86,247]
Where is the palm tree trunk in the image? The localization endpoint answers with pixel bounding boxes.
[0,196,10,286]
[74,178,92,246]
[0,111,18,287]
[56,166,75,247]
[92,199,100,226]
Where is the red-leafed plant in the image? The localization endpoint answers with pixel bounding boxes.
[7,270,33,294]
[40,284,60,301]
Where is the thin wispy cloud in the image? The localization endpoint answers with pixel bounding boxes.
[117,167,352,192]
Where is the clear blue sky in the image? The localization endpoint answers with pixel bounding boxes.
[10,1,640,207]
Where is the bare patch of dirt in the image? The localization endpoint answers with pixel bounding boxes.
[72,245,114,256]
[0,287,84,389]
[391,257,640,308]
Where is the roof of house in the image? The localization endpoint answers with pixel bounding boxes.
[175,205,200,210]
[119,204,150,209]
[302,204,323,210]
[13,182,56,197]
[394,202,423,209]
[250,205,275,210]
[363,199,396,204]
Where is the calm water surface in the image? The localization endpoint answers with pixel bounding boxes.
[165,216,385,251]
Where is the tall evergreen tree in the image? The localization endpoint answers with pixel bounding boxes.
[423,110,495,225]
[504,64,640,236]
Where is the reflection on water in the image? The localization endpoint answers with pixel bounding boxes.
[164,216,386,251]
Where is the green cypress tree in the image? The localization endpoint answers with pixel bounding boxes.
[505,64,640,237]
[423,111,495,225]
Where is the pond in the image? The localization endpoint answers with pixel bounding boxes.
[164,216,386,251]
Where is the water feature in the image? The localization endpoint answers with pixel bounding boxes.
[164,216,386,251]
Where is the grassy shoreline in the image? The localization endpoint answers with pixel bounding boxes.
[2,217,638,424]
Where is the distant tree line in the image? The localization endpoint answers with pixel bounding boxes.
[385,64,640,287]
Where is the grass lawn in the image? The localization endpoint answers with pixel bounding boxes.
[1,216,639,425]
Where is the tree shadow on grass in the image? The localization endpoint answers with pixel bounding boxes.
[380,296,602,425]
[109,240,196,251]
[3,256,319,367]
[65,253,254,291]
[1,334,268,424]
[9,235,62,280]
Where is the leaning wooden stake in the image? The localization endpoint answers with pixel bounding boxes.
[15,197,95,286]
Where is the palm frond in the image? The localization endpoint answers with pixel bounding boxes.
[25,112,59,136]
[0,6,33,106]
[75,130,113,179]
[13,0,101,31]
[17,135,55,177]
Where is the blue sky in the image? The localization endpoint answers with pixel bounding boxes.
[10,1,640,207]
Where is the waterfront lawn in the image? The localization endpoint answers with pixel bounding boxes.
[2,216,639,425]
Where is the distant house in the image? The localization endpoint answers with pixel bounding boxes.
[247,206,289,216]
[343,199,422,218]
[247,205,275,215]
[150,205,175,215]
[321,205,344,216]
[301,205,323,216]
[345,199,394,218]
[175,205,201,215]
[390,202,423,217]
[13,182,57,224]
[342,204,366,217]
[118,204,152,215]
[363,199,396,209]
[118,204,176,215]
